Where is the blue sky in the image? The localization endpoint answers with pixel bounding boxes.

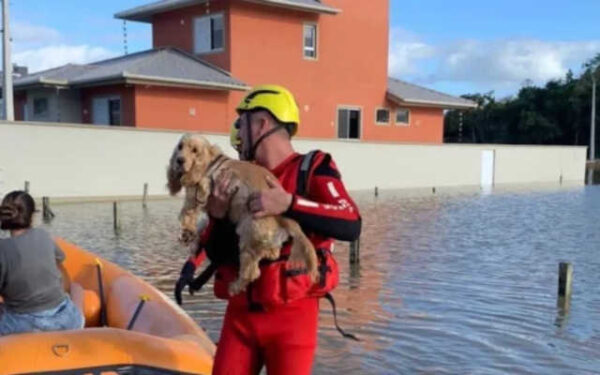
[8,0,600,97]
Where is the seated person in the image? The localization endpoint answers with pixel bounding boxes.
[0,191,83,335]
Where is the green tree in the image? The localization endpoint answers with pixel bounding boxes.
[444,53,600,148]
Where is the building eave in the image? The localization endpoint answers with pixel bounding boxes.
[69,72,249,92]
[387,92,478,110]
[13,79,70,91]
[241,0,340,15]
[115,0,200,23]
[115,0,339,22]
[123,73,250,91]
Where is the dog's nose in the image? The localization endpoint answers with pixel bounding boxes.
[176,157,184,165]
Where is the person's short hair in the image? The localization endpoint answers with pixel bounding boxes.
[251,109,293,138]
[0,191,36,230]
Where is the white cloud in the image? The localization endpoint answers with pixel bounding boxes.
[13,45,118,73]
[436,39,600,85]
[12,21,61,45]
[388,29,600,93]
[388,28,435,77]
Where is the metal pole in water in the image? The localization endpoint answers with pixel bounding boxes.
[42,197,55,221]
[591,75,596,161]
[557,262,573,308]
[113,201,121,233]
[143,183,148,208]
[350,238,360,265]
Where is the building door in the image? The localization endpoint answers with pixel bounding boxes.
[337,108,361,139]
[93,97,121,125]
[481,150,495,188]
[108,99,121,125]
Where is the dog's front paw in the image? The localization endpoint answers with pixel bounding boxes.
[178,229,196,245]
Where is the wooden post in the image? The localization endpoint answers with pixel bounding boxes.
[557,262,573,308]
[24,181,29,193]
[432,187,436,194]
[374,187,379,197]
[349,238,360,264]
[143,183,148,208]
[113,201,121,233]
[42,197,55,221]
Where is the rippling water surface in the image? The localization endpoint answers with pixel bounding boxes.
[22,186,600,374]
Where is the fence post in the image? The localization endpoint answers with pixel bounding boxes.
[143,183,148,208]
[113,201,121,233]
[42,197,55,221]
[557,262,573,309]
[350,238,360,265]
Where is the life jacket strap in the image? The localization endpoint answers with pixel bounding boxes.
[324,292,360,341]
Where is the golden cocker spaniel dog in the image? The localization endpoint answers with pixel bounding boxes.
[167,134,318,295]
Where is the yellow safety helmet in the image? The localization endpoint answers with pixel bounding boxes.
[230,120,241,150]
[236,84,299,136]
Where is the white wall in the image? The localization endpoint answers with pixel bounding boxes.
[0,121,587,199]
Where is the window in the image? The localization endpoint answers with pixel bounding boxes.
[194,14,224,54]
[211,15,224,50]
[338,108,361,139]
[108,99,121,125]
[33,97,48,116]
[396,108,410,125]
[376,108,390,124]
[303,24,317,59]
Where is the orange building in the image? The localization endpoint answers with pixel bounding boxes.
[13,0,475,144]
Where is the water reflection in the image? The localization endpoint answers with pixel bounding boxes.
[9,186,598,374]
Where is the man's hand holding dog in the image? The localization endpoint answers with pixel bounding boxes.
[249,176,293,218]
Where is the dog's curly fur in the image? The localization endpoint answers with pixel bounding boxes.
[167,134,318,295]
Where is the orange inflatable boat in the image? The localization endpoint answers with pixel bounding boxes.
[0,238,215,375]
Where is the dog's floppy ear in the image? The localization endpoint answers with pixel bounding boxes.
[209,144,222,159]
[166,164,182,195]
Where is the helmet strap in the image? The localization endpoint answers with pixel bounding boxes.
[242,112,288,161]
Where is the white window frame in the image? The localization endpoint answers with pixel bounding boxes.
[395,108,410,126]
[336,105,363,141]
[375,108,390,125]
[303,23,318,60]
[194,13,225,55]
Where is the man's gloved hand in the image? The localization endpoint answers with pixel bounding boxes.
[174,259,197,306]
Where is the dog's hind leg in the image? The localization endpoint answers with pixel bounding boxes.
[229,249,261,296]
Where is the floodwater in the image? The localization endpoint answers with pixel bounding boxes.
[14,186,600,373]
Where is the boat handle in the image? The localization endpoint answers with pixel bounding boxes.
[52,344,70,357]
